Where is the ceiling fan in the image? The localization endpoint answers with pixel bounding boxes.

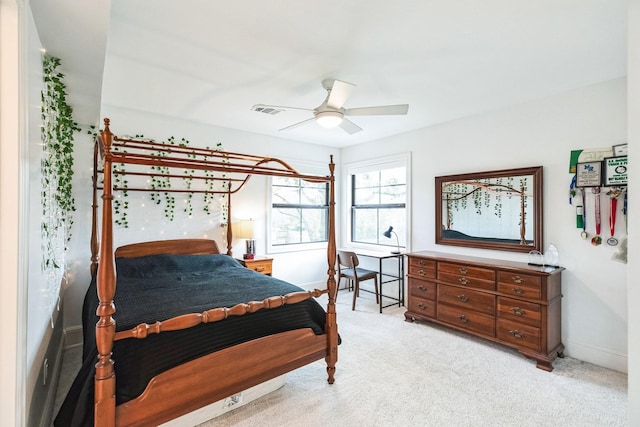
[252,78,409,135]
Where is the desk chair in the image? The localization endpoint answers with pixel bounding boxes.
[337,250,379,310]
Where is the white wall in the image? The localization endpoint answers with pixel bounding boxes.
[61,108,339,328]
[0,1,25,424]
[342,78,628,372]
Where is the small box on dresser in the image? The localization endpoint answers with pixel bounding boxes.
[405,251,564,371]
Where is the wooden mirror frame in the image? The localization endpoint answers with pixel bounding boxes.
[435,166,543,253]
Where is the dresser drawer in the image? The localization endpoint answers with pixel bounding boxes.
[408,264,436,279]
[497,297,541,327]
[438,284,495,315]
[437,304,495,337]
[497,271,541,300]
[243,259,273,275]
[409,257,436,270]
[408,277,436,300]
[497,319,541,352]
[408,296,436,318]
[438,262,495,291]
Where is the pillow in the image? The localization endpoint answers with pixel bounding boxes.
[115,253,242,278]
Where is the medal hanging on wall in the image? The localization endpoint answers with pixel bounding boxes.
[591,187,602,246]
[606,188,622,246]
[580,188,588,239]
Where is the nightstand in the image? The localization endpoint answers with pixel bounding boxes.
[236,256,273,276]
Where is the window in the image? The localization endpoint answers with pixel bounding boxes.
[270,176,329,246]
[346,154,409,250]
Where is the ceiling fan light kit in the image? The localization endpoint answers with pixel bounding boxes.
[315,110,343,128]
[255,79,409,135]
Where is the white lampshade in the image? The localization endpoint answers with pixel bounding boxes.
[315,111,343,128]
[236,219,255,239]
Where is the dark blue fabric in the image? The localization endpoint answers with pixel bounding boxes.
[55,253,328,427]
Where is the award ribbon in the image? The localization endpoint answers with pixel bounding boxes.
[580,188,588,239]
[591,187,602,246]
[607,188,622,246]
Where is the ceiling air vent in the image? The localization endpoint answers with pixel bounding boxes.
[251,105,284,115]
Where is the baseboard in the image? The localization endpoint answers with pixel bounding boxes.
[297,280,328,291]
[564,339,628,373]
[27,309,65,427]
[64,325,83,348]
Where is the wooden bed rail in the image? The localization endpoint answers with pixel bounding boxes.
[114,288,328,341]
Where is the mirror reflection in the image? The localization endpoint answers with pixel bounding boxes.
[435,166,543,253]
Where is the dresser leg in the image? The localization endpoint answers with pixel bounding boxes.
[535,359,554,372]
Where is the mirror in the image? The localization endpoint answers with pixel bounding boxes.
[435,166,543,253]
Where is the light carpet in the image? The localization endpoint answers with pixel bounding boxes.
[198,291,627,427]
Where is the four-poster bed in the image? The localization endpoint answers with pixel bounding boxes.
[55,119,338,426]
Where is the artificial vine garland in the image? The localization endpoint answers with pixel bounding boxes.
[92,130,229,228]
[41,54,79,269]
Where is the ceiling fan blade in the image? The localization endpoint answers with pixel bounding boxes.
[344,104,409,116]
[279,117,315,132]
[339,118,363,135]
[326,79,356,110]
[252,104,314,112]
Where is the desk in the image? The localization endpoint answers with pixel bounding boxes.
[341,249,404,313]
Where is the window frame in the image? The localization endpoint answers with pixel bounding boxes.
[344,153,411,252]
[267,160,331,254]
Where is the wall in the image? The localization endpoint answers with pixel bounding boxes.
[0,0,25,424]
[342,78,628,372]
[61,108,339,329]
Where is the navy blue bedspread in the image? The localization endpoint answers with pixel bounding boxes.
[54,254,328,427]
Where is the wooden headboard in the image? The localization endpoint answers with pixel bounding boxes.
[114,239,221,259]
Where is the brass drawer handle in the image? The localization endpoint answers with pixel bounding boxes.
[511,307,526,316]
[509,329,525,339]
[418,285,428,292]
[417,303,427,310]
[457,314,469,323]
[512,275,523,284]
[457,294,469,303]
[418,260,426,266]
[458,277,470,285]
[512,288,524,295]
[459,267,468,274]
[418,269,425,276]
[256,266,265,272]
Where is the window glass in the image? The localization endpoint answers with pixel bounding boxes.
[351,166,406,248]
[271,177,328,246]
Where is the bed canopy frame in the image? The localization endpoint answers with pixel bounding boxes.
[90,118,338,426]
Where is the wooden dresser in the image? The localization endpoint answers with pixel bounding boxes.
[404,251,564,371]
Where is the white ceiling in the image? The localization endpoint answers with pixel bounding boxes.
[30,0,628,148]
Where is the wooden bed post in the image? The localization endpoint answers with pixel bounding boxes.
[95,119,117,426]
[90,139,100,277]
[325,155,338,384]
[225,188,233,256]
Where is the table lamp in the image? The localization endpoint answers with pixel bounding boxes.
[383,226,401,254]
[237,219,255,259]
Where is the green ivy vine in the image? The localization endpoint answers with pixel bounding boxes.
[90,131,229,228]
[41,54,79,269]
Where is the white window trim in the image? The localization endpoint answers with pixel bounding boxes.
[266,158,330,254]
[343,152,412,252]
